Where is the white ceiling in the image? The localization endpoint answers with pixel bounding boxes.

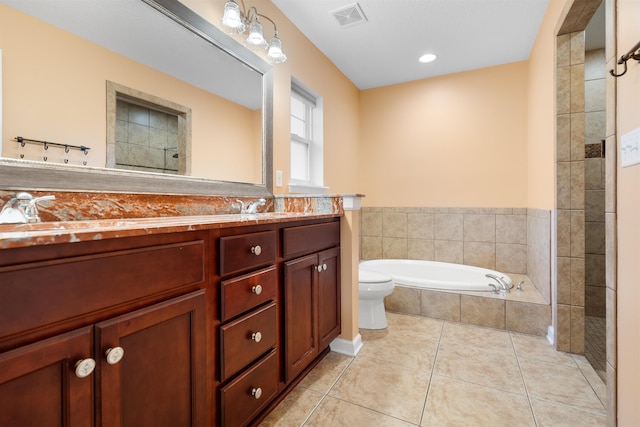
[271,0,556,90]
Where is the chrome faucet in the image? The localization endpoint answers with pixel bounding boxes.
[237,198,266,215]
[485,273,512,293]
[0,192,55,224]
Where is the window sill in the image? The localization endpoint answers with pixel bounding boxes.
[288,183,328,194]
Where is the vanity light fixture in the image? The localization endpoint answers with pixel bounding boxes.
[220,0,287,63]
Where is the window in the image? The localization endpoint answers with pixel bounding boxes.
[289,78,325,193]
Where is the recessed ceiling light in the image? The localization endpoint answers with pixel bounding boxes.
[419,53,437,63]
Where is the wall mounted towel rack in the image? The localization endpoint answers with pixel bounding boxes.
[15,136,91,155]
[610,40,640,78]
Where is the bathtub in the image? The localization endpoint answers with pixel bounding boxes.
[359,259,512,293]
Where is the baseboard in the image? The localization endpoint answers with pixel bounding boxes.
[329,333,363,357]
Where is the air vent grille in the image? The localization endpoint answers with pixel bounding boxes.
[331,3,367,28]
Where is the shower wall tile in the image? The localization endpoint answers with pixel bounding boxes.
[570,161,585,209]
[585,158,604,190]
[585,190,605,221]
[556,210,571,257]
[605,137,616,213]
[570,64,585,113]
[434,214,463,240]
[606,287,616,367]
[585,254,605,287]
[571,113,586,161]
[570,210,585,257]
[506,301,550,336]
[461,296,505,329]
[557,114,571,161]
[570,32,585,65]
[496,214,527,244]
[570,306,585,354]
[557,66,571,114]
[585,222,606,254]
[463,242,496,270]
[463,214,495,243]
[585,49,606,79]
[421,290,460,322]
[556,34,571,67]
[585,285,606,317]
[605,213,616,291]
[557,162,571,210]
[434,240,464,264]
[585,111,605,145]
[556,304,572,352]
[382,213,407,238]
[570,257,585,307]
[585,79,606,112]
[496,243,527,274]
[557,257,571,305]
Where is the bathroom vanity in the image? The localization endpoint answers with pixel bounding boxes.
[0,213,342,427]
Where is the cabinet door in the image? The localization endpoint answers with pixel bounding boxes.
[0,326,94,427]
[317,247,341,350]
[284,254,318,382]
[95,290,207,427]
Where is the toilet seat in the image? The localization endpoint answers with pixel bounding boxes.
[359,269,392,284]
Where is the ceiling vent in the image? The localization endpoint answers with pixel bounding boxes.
[331,3,367,28]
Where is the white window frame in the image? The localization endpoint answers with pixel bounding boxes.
[289,78,326,194]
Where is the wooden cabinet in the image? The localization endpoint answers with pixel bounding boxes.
[283,222,341,383]
[0,232,209,427]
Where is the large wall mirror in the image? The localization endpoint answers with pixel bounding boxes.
[0,0,273,196]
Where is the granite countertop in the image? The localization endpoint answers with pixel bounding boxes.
[0,212,341,249]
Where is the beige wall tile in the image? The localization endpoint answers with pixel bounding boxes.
[434,214,463,240]
[496,243,527,274]
[585,79,606,112]
[557,66,571,114]
[585,190,605,221]
[421,290,460,322]
[606,287,616,367]
[570,306,585,354]
[461,296,505,329]
[570,161,585,209]
[408,239,434,261]
[605,213,616,290]
[585,222,606,255]
[557,304,571,352]
[557,162,571,210]
[506,301,550,336]
[556,34,571,67]
[463,214,495,243]
[585,254,605,287]
[585,158,604,191]
[382,212,407,238]
[434,240,463,264]
[382,237,407,259]
[557,114,571,161]
[361,211,382,237]
[570,113,585,161]
[570,257,585,307]
[385,286,421,315]
[570,32,585,65]
[556,210,571,257]
[557,257,572,305]
[463,242,496,269]
[585,285,606,317]
[407,213,434,239]
[496,214,527,244]
[605,136,616,213]
[570,65,585,113]
[585,48,606,80]
[585,111,606,145]
[570,210,585,258]
[361,236,382,260]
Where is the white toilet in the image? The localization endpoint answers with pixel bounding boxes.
[358,269,395,329]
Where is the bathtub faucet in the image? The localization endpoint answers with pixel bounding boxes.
[485,273,512,293]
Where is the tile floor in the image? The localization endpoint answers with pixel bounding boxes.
[259,312,606,426]
[584,316,607,383]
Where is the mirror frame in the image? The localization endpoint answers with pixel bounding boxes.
[0,0,273,197]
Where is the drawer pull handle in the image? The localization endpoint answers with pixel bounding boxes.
[251,245,262,256]
[74,358,96,378]
[251,332,262,343]
[251,387,263,400]
[252,284,263,295]
[105,346,125,365]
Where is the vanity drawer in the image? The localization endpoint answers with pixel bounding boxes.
[0,239,205,341]
[282,221,340,259]
[220,349,278,427]
[221,266,277,321]
[220,301,277,381]
[219,230,276,276]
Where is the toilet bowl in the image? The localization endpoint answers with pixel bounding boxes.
[358,269,395,329]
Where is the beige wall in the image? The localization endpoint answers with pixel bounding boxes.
[0,4,260,183]
[359,62,528,207]
[614,0,640,422]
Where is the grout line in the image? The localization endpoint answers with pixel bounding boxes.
[509,331,539,427]
[418,320,445,426]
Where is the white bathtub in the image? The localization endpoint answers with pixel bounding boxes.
[359,259,512,293]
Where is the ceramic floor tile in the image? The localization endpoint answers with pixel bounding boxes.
[258,386,325,427]
[328,354,430,424]
[511,332,575,366]
[572,354,607,406]
[304,396,416,427]
[438,322,513,355]
[421,375,535,427]
[519,358,605,412]
[385,312,445,339]
[434,344,526,395]
[298,352,353,394]
[530,398,606,426]
[359,326,440,371]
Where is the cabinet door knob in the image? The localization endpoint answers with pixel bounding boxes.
[251,331,262,343]
[105,346,125,365]
[252,284,263,295]
[316,265,323,273]
[323,263,328,271]
[75,358,96,378]
[251,387,263,400]
[251,245,262,256]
